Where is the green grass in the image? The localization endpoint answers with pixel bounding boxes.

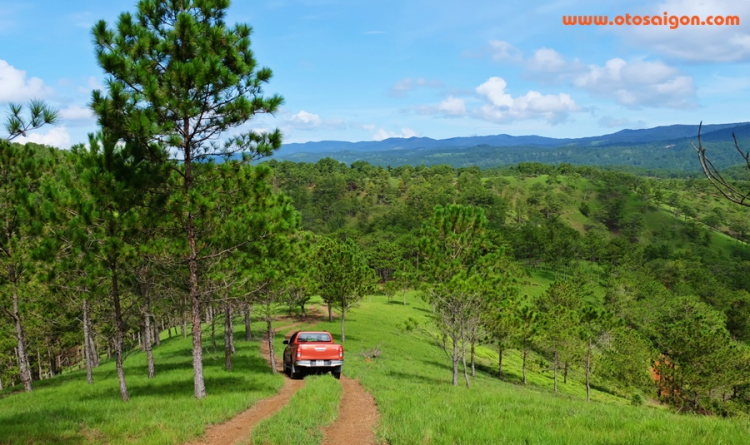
[248,375,342,445]
[4,295,749,444]
[0,320,284,444]
[305,294,750,445]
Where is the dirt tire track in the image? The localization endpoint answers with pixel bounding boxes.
[185,305,335,445]
[321,376,380,445]
[186,321,308,445]
[186,377,304,445]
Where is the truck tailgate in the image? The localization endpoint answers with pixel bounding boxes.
[297,344,341,360]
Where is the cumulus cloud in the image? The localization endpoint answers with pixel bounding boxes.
[488,40,523,63]
[415,95,467,117]
[572,58,695,108]
[286,110,322,129]
[613,0,750,62]
[14,126,72,149]
[283,110,344,131]
[389,78,443,98]
[366,126,419,141]
[0,59,52,102]
[59,105,96,127]
[598,116,647,129]
[526,48,572,73]
[521,47,694,109]
[474,77,580,124]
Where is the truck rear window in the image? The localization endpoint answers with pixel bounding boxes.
[297,333,331,342]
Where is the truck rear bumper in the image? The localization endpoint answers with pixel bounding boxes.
[295,359,344,367]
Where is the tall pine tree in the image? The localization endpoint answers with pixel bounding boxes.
[91,0,284,399]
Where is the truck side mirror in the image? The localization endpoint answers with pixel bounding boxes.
[283,340,289,345]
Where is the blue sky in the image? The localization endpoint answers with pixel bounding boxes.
[2,0,750,148]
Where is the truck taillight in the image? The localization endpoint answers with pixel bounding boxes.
[339,346,343,358]
[296,350,301,358]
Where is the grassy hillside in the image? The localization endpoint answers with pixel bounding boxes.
[1,292,748,444]
[0,321,285,444]
[310,294,750,445]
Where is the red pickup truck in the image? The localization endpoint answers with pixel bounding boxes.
[282,331,343,379]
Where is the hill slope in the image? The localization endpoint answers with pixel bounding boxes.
[273,122,750,171]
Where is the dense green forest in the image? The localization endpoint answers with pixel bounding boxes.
[272,132,750,172]
[3,140,750,416]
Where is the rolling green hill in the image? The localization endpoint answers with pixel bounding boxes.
[1,294,748,444]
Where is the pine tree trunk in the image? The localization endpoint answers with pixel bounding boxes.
[564,361,568,384]
[83,298,93,384]
[224,302,232,371]
[586,339,592,402]
[266,301,276,374]
[244,302,252,340]
[522,339,528,385]
[111,262,129,401]
[327,301,333,322]
[37,349,42,380]
[0,374,3,390]
[470,335,476,377]
[144,291,155,379]
[228,305,235,354]
[452,332,459,386]
[498,344,504,377]
[211,306,217,353]
[87,319,99,368]
[340,305,346,343]
[553,350,558,393]
[461,324,470,389]
[47,345,55,378]
[11,271,32,392]
[153,322,161,346]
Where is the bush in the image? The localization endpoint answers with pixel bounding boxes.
[631,393,645,406]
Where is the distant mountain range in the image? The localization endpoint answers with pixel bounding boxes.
[269,122,750,171]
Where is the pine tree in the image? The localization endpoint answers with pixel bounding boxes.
[316,237,375,343]
[91,0,283,399]
[0,101,58,392]
[419,204,518,387]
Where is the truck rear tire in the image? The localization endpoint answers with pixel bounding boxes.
[290,363,303,380]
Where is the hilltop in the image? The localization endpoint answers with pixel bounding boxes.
[273,122,750,171]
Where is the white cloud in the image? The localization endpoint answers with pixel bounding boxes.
[526,48,570,73]
[438,96,466,116]
[283,110,344,131]
[389,78,443,97]
[521,47,695,109]
[572,58,695,108]
[286,110,322,129]
[15,126,72,149]
[614,0,750,62]
[368,126,419,141]
[415,95,466,117]
[598,116,647,129]
[475,77,580,124]
[0,59,52,102]
[488,40,523,63]
[59,105,95,127]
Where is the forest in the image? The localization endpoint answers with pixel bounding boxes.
[3,136,750,416]
[1,2,750,441]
